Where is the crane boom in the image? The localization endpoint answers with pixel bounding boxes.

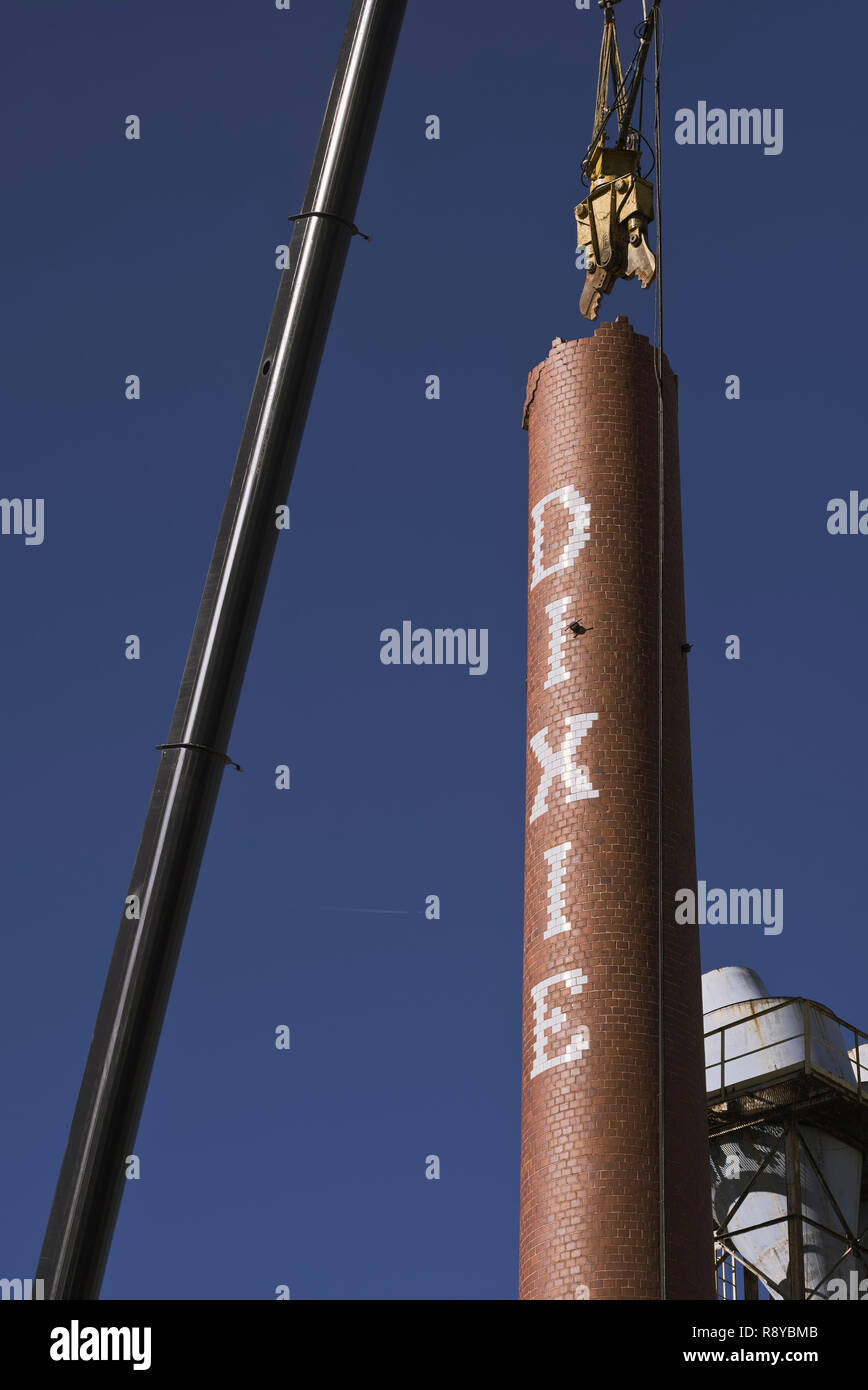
[35,0,407,1300]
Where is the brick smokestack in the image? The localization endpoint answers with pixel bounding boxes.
[519,317,712,1300]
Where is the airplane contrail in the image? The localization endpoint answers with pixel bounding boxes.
[320,906,411,915]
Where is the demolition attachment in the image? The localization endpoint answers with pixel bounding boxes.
[576,0,660,321]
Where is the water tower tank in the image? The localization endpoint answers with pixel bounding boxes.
[703,966,864,1299]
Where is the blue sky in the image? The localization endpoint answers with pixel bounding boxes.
[1,0,866,1299]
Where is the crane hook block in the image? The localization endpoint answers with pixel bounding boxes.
[575,148,656,321]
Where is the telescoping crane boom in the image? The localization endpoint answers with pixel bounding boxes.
[575,0,661,320]
[35,0,408,1301]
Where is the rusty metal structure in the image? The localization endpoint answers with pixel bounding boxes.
[705,970,868,1301]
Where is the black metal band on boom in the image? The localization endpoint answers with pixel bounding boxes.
[289,210,370,240]
[155,742,243,773]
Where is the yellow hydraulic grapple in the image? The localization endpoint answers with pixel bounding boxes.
[576,0,660,321]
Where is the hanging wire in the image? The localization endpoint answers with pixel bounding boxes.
[581,16,655,187]
[652,2,667,1305]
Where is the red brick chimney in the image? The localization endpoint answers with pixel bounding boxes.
[519,317,712,1300]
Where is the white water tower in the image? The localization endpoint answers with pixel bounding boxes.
[704,966,868,1300]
